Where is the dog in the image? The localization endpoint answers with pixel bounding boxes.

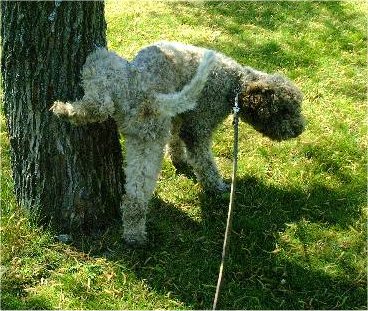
[52,41,305,245]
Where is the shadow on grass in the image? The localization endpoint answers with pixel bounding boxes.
[142,177,365,309]
[68,171,365,310]
[4,169,365,310]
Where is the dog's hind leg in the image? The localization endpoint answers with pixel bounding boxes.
[121,135,167,245]
[180,128,229,192]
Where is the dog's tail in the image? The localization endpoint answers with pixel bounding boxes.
[154,50,216,117]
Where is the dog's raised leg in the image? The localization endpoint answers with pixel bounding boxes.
[51,94,115,125]
[121,135,167,245]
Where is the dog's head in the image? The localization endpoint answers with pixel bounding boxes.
[238,74,305,141]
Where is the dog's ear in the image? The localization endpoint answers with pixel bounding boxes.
[241,81,276,112]
[240,81,278,120]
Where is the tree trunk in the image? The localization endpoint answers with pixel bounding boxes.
[1,1,124,232]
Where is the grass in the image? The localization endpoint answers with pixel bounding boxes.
[1,1,367,309]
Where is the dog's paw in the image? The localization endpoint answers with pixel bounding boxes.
[123,235,147,248]
[50,101,66,115]
[203,180,230,194]
[123,228,147,247]
[50,101,75,120]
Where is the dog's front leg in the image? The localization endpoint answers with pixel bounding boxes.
[121,135,166,245]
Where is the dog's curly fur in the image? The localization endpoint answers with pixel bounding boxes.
[52,41,305,245]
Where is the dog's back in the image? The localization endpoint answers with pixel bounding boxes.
[132,41,205,94]
[133,42,250,117]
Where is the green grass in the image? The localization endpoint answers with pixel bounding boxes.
[1,1,367,309]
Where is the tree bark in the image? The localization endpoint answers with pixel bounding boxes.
[1,1,124,232]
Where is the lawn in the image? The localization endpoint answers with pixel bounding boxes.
[1,1,367,309]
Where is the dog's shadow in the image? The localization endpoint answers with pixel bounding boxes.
[73,174,364,309]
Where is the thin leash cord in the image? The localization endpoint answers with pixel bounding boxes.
[213,93,240,310]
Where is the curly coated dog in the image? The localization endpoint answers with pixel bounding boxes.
[52,41,305,245]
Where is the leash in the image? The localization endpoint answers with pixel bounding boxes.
[212,93,240,310]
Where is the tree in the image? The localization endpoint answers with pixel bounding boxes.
[1,1,124,232]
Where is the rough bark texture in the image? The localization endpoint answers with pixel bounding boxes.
[1,1,124,232]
